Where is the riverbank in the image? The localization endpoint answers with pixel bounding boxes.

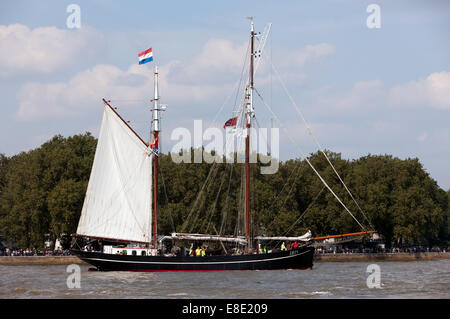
[0,256,86,265]
[314,252,450,262]
[0,252,449,265]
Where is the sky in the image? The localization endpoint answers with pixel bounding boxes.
[0,0,449,190]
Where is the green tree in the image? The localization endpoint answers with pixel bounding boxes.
[0,133,96,249]
[47,179,87,239]
[0,133,448,250]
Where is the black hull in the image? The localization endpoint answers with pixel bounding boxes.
[71,246,315,271]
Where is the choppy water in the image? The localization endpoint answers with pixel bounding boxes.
[0,260,449,298]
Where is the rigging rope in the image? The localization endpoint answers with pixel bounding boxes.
[263,161,317,232]
[254,88,367,231]
[219,164,234,235]
[179,40,251,236]
[269,186,325,250]
[253,117,307,217]
[211,39,250,127]
[180,161,218,232]
[204,168,227,234]
[267,59,374,229]
[158,162,175,233]
[187,163,221,233]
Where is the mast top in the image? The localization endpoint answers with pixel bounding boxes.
[246,16,254,32]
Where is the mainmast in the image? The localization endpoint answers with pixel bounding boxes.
[245,19,255,251]
[152,66,160,248]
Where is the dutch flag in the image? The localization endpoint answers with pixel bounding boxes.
[138,47,153,64]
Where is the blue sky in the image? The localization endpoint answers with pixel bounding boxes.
[1,0,449,189]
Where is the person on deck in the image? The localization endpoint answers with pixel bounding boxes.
[281,242,286,251]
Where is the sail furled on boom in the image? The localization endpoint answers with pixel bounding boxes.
[76,103,153,243]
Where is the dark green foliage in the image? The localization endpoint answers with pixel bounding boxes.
[0,133,96,249]
[0,133,448,249]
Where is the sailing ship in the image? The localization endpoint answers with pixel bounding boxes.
[71,20,372,271]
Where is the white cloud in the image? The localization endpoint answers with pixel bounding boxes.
[417,131,428,142]
[284,121,356,149]
[389,71,450,109]
[313,71,450,113]
[293,43,336,67]
[13,38,251,121]
[337,80,386,110]
[165,39,248,85]
[16,64,151,121]
[15,62,233,121]
[0,24,103,76]
[315,79,386,112]
[193,39,248,71]
[14,38,337,122]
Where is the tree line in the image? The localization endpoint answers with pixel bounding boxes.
[0,133,448,249]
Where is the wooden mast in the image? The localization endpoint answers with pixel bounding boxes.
[153,130,159,247]
[245,19,254,251]
[152,66,160,248]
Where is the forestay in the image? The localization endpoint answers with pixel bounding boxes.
[76,103,153,243]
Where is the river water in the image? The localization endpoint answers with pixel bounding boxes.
[1,260,449,299]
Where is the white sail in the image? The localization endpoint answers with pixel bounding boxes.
[76,103,153,243]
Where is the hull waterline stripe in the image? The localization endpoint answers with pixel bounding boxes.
[81,250,311,265]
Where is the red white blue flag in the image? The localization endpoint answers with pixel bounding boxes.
[223,117,238,129]
[150,136,158,148]
[138,47,153,64]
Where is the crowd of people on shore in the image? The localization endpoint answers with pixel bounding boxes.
[316,246,447,254]
[0,248,73,256]
[0,245,448,256]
